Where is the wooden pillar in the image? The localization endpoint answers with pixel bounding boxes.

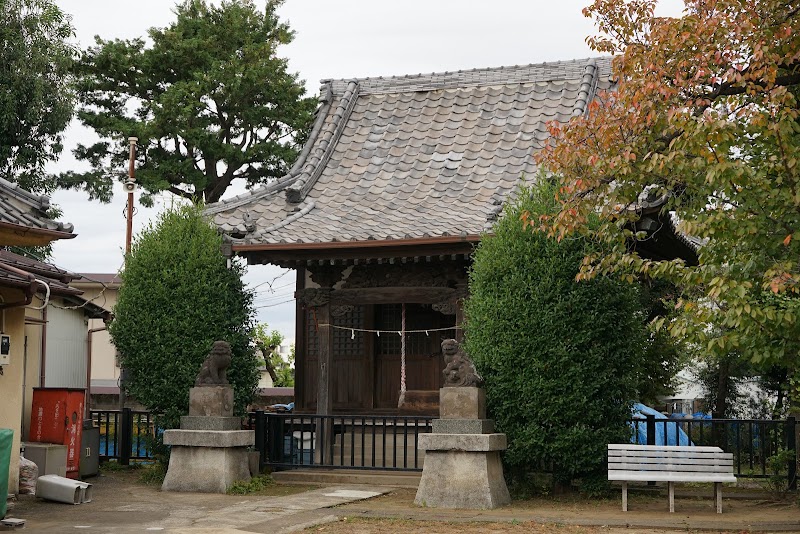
[304,265,343,465]
[315,296,333,465]
[316,297,333,416]
[454,283,468,343]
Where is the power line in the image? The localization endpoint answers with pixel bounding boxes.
[248,269,292,292]
[254,298,295,310]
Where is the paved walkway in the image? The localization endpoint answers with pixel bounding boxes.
[4,472,799,533]
[4,474,389,533]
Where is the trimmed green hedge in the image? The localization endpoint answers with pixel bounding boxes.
[109,204,258,429]
[465,182,645,489]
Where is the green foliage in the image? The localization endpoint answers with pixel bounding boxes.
[109,203,258,429]
[465,181,647,486]
[226,474,275,495]
[68,0,315,205]
[253,323,294,387]
[0,0,76,192]
[138,462,167,486]
[764,449,795,499]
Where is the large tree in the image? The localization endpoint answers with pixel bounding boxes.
[67,0,315,205]
[537,1,800,392]
[108,203,258,429]
[0,0,75,192]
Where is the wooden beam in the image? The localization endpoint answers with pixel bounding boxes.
[330,287,456,305]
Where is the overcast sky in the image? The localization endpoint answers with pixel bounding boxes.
[48,0,684,342]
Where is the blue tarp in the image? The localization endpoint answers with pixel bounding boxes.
[631,403,693,446]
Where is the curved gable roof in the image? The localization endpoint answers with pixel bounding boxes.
[208,57,613,255]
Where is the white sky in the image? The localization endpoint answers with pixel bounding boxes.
[48,0,685,342]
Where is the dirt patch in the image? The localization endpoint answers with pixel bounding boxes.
[330,487,800,532]
[306,517,669,533]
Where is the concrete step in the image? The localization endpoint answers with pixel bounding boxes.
[271,468,421,488]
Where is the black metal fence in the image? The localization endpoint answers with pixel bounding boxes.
[90,408,156,464]
[630,415,797,488]
[249,412,433,472]
[90,407,797,487]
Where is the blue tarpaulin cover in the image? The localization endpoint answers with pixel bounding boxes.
[631,403,693,446]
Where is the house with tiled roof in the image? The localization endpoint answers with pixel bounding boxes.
[0,178,110,494]
[208,58,696,417]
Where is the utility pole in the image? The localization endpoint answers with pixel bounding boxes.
[124,137,138,255]
[119,137,137,411]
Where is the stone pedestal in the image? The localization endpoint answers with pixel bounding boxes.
[415,387,511,509]
[162,386,254,494]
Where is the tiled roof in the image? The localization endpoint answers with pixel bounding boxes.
[0,251,111,318]
[0,177,75,236]
[208,57,613,248]
[73,273,123,286]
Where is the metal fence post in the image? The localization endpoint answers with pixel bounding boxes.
[787,416,797,491]
[646,414,656,446]
[254,410,266,471]
[646,414,656,486]
[119,408,132,466]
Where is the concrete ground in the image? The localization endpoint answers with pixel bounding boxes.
[3,470,799,533]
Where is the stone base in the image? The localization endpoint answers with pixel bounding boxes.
[180,416,241,431]
[162,445,251,493]
[415,448,511,509]
[162,429,254,493]
[163,429,253,447]
[440,387,486,419]
[419,433,506,451]
[189,386,234,417]
[432,419,495,434]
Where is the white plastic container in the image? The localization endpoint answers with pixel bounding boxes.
[36,474,92,505]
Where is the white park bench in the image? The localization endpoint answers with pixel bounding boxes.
[608,444,736,513]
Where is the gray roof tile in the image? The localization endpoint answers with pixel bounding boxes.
[0,177,75,238]
[208,57,613,245]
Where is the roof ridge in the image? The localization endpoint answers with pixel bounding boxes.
[0,176,75,234]
[571,59,600,117]
[286,81,360,204]
[0,176,50,210]
[204,84,337,216]
[322,56,612,96]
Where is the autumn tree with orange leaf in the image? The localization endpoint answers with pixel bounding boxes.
[537,0,800,407]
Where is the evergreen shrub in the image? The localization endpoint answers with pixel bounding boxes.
[464,182,645,490]
[109,204,258,430]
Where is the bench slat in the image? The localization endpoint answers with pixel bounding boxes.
[609,462,732,473]
[609,472,736,483]
[608,450,733,459]
[609,457,733,466]
[609,444,724,453]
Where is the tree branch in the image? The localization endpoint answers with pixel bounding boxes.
[168,185,195,201]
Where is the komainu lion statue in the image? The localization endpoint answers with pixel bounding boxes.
[195,340,232,386]
[441,338,484,388]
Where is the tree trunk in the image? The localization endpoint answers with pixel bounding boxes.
[712,359,732,449]
[714,359,731,419]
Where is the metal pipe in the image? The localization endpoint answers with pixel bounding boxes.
[86,326,107,419]
[39,306,47,387]
[125,137,138,256]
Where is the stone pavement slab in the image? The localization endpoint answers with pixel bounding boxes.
[4,476,390,534]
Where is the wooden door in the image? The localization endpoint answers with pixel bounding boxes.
[302,306,370,411]
[374,304,456,410]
